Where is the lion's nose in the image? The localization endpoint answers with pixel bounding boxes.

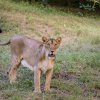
[51,51,54,54]
[51,51,54,53]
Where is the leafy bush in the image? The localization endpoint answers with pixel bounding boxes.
[80,0,100,11]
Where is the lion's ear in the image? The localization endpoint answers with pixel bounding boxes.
[56,37,62,44]
[42,36,48,43]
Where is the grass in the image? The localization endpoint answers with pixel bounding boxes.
[0,0,100,100]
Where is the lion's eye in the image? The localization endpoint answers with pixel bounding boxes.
[55,44,57,46]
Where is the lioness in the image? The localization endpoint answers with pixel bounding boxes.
[0,35,61,93]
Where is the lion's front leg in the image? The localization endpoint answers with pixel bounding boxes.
[34,68,42,93]
[45,69,53,92]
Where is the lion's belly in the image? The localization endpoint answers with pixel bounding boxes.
[21,59,54,73]
[21,60,34,71]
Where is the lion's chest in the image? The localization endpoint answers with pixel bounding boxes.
[39,59,54,73]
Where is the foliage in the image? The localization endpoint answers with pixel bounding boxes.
[11,0,100,11]
[80,0,100,10]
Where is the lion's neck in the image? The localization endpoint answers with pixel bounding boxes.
[40,46,48,60]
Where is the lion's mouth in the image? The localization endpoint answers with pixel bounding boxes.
[48,54,55,57]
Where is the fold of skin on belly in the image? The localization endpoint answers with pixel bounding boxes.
[21,60,34,71]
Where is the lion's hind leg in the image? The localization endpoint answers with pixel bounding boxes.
[8,56,22,84]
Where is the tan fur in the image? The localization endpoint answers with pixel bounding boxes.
[0,35,61,93]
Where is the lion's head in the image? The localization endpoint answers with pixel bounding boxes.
[42,36,62,57]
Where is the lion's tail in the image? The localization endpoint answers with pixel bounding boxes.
[0,40,10,45]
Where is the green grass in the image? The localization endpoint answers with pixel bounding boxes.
[0,0,100,100]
